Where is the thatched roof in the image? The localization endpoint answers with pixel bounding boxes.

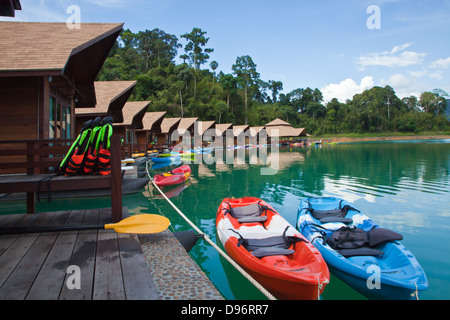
[265,118,291,127]
[265,126,306,137]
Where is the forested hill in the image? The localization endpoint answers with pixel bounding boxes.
[97,27,450,135]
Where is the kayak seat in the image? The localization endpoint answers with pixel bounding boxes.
[338,247,384,257]
[326,226,403,258]
[224,202,272,223]
[307,204,359,224]
[252,248,295,258]
[235,227,306,258]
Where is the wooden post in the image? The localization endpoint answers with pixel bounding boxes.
[110,135,122,222]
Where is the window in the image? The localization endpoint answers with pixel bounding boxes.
[49,93,71,139]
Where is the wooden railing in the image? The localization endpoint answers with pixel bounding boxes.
[0,136,123,222]
[0,139,71,175]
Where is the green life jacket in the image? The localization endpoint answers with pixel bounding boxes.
[83,117,103,174]
[59,119,93,176]
[97,116,114,176]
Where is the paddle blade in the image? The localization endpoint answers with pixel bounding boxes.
[105,214,170,234]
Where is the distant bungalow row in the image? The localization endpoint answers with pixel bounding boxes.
[0,20,306,160]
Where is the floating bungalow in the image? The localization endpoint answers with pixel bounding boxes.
[156,117,182,149]
[195,121,216,147]
[75,80,137,134]
[0,21,123,142]
[247,126,267,145]
[232,125,249,146]
[134,111,166,152]
[214,123,233,148]
[113,100,151,145]
[174,117,198,149]
[264,118,306,143]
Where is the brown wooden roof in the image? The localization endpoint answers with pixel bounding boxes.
[215,123,233,136]
[248,126,266,136]
[139,111,167,132]
[160,117,181,134]
[0,0,21,17]
[195,121,216,135]
[75,81,136,123]
[233,125,249,136]
[119,101,151,128]
[177,117,198,134]
[0,22,123,107]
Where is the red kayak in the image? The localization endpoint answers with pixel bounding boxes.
[153,164,191,187]
[216,197,329,300]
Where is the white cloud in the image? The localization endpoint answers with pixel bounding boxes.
[379,73,422,98]
[321,76,374,103]
[430,57,450,69]
[356,43,426,69]
[380,73,413,89]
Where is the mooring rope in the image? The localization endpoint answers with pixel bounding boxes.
[145,160,277,300]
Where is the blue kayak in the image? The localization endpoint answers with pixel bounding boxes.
[296,197,428,300]
[150,155,181,163]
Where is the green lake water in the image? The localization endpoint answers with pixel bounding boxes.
[1,139,449,300]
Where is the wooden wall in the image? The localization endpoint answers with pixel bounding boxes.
[0,77,39,141]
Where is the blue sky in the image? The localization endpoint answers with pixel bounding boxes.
[3,0,450,102]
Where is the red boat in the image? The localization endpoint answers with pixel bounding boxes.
[153,164,191,187]
[216,197,329,300]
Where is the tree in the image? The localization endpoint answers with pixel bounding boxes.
[136,29,181,71]
[181,28,214,99]
[210,60,219,82]
[232,55,260,125]
[268,80,283,103]
[218,72,238,121]
[402,96,419,112]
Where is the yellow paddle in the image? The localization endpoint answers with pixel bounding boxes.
[0,214,170,235]
[104,214,170,234]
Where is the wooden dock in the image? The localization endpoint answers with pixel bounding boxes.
[0,208,159,300]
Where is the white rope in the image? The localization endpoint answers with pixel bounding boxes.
[411,283,419,300]
[145,160,277,300]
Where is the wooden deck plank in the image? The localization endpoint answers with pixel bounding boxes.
[93,209,125,300]
[118,233,159,300]
[59,209,99,300]
[26,210,85,300]
[0,208,158,300]
[0,212,57,289]
[0,211,69,300]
